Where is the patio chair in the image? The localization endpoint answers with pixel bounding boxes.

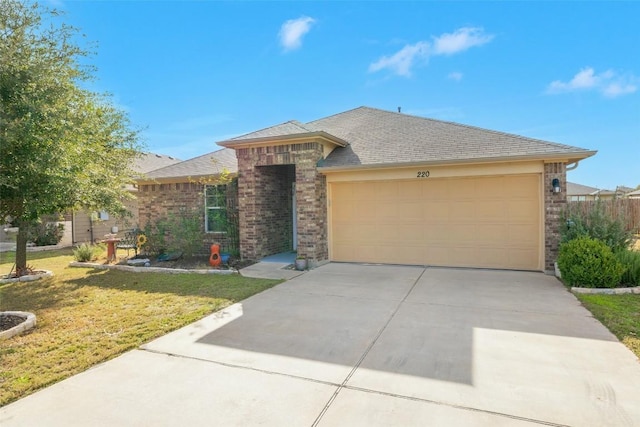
[116,229,139,257]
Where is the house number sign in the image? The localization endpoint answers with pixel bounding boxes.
[416,171,430,178]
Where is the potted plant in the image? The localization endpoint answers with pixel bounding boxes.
[295,256,307,271]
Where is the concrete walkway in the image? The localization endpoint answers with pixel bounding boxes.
[2,264,640,426]
[239,251,306,280]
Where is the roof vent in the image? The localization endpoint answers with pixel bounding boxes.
[398,106,402,113]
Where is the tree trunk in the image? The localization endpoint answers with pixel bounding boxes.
[15,220,29,272]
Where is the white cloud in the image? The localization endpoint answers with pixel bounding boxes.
[369,27,493,77]
[448,71,463,81]
[547,67,637,98]
[368,41,430,77]
[602,82,637,98]
[432,27,494,55]
[279,16,316,52]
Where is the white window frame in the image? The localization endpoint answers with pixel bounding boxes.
[204,185,227,233]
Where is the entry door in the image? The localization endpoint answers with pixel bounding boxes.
[292,182,297,250]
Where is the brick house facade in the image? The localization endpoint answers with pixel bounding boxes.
[137,107,594,272]
[137,180,238,256]
[235,142,329,265]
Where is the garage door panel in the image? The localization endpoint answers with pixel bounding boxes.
[397,202,424,221]
[353,183,376,201]
[476,200,507,221]
[424,201,450,221]
[332,244,355,261]
[449,225,480,243]
[422,180,449,199]
[508,224,539,244]
[476,248,510,268]
[508,200,539,219]
[377,202,398,220]
[330,175,541,270]
[510,175,540,194]
[333,201,354,221]
[397,225,425,242]
[376,181,398,200]
[354,201,377,220]
[474,224,508,243]
[509,249,539,270]
[399,181,423,199]
[476,176,507,198]
[332,183,353,200]
[450,201,477,221]
[448,179,475,199]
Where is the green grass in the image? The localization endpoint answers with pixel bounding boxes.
[0,249,281,406]
[576,293,640,359]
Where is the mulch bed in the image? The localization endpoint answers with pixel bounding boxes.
[0,314,25,332]
[118,255,255,271]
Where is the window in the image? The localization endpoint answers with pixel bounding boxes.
[205,185,227,233]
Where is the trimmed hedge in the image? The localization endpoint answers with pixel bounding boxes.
[558,237,625,288]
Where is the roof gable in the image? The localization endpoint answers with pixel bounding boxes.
[230,120,319,140]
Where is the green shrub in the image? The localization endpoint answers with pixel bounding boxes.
[557,237,625,288]
[73,243,103,262]
[143,209,204,258]
[27,222,64,246]
[616,249,640,286]
[142,215,167,256]
[562,201,633,252]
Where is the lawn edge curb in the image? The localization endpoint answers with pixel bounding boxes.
[571,286,640,295]
[69,262,238,275]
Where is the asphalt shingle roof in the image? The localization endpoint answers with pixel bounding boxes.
[566,182,607,196]
[311,107,594,168]
[142,148,237,180]
[231,120,319,140]
[132,152,182,174]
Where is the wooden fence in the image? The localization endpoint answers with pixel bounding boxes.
[566,199,640,233]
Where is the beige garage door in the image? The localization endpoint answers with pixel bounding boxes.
[329,174,541,270]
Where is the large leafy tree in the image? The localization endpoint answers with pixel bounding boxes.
[0,1,142,272]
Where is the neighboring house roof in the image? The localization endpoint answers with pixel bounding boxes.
[219,106,596,169]
[140,148,237,182]
[626,189,640,198]
[616,185,635,196]
[132,152,182,174]
[566,182,612,196]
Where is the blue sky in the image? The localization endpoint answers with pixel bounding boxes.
[52,1,639,190]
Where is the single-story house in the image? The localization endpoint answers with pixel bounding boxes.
[138,106,596,273]
[566,182,614,201]
[626,189,640,199]
[72,152,181,243]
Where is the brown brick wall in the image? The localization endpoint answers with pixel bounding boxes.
[236,142,328,264]
[544,162,567,272]
[137,182,235,255]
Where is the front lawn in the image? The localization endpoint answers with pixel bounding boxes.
[0,249,281,406]
[576,293,640,359]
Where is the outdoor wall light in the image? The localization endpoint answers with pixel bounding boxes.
[552,178,561,193]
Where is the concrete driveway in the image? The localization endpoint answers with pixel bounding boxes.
[2,264,639,426]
